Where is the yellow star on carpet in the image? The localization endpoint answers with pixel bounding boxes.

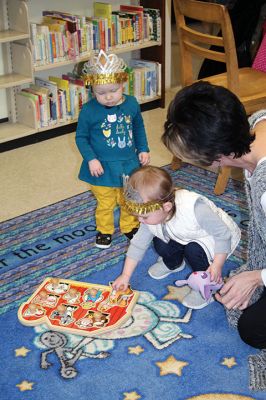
[128,345,144,355]
[15,346,31,357]
[163,285,191,303]
[123,391,141,400]
[221,357,237,368]
[16,380,34,392]
[156,355,188,377]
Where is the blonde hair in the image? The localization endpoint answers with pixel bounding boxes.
[127,166,176,217]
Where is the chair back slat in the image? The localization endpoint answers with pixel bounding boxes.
[173,0,239,93]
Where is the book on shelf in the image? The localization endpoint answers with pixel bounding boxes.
[42,12,79,60]
[30,23,41,66]
[123,67,134,96]
[120,4,144,42]
[112,11,136,46]
[62,75,86,117]
[93,2,112,50]
[30,11,93,67]
[129,59,161,100]
[49,76,71,118]
[62,74,90,108]
[68,83,80,118]
[42,17,68,62]
[143,8,161,42]
[30,23,51,66]
[57,89,67,122]
[35,77,59,123]
[25,85,50,127]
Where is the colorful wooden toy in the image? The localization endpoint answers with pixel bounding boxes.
[18,277,139,336]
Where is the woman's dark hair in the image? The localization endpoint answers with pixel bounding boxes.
[162,81,253,165]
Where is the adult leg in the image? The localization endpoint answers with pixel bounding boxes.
[238,290,266,349]
[184,242,209,271]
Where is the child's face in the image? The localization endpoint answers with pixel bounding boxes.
[93,83,124,107]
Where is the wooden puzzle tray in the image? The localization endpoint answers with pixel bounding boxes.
[18,277,139,336]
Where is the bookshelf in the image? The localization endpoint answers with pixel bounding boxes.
[0,0,165,151]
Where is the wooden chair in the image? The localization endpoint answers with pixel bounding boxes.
[171,0,266,195]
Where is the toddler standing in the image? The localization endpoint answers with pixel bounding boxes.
[76,50,150,249]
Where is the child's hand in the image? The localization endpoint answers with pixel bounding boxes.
[139,152,150,166]
[112,274,130,291]
[207,263,223,283]
[88,159,104,177]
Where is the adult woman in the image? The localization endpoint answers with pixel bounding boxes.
[162,81,266,390]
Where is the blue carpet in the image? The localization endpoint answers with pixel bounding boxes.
[0,164,264,400]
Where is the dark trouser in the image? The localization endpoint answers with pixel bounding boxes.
[238,289,266,349]
[153,237,209,271]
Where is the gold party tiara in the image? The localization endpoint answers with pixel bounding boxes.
[122,174,164,215]
[82,49,128,85]
[123,200,164,215]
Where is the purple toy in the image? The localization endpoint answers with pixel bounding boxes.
[175,271,223,301]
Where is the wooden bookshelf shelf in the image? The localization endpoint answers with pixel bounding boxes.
[0,72,32,89]
[111,40,162,54]
[33,40,161,72]
[0,30,29,43]
[34,53,92,72]
[0,121,36,144]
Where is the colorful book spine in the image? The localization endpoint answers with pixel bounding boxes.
[49,76,71,117]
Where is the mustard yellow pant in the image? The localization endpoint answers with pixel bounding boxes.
[90,185,139,235]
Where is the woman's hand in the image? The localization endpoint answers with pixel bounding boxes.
[88,159,104,177]
[139,152,150,166]
[215,270,263,310]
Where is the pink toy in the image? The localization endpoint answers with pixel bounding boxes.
[175,271,223,301]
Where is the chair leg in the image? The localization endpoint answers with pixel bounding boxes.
[214,166,231,195]
[171,156,183,170]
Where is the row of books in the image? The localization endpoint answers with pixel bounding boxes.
[17,76,91,128]
[30,3,161,67]
[124,60,161,102]
[17,60,161,128]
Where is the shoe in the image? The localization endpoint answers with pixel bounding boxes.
[124,227,139,240]
[182,289,214,309]
[95,233,112,249]
[148,258,186,280]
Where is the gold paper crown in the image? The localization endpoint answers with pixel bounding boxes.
[123,200,164,215]
[122,174,164,215]
[82,49,128,85]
